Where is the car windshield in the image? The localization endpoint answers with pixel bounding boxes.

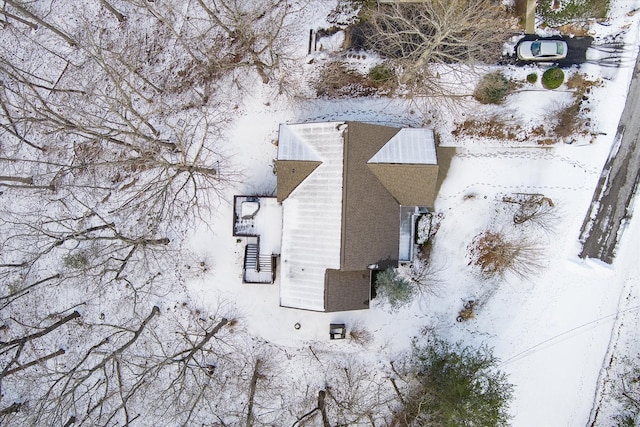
[531,42,541,56]
[556,42,564,55]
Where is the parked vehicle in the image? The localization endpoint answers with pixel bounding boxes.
[517,40,568,61]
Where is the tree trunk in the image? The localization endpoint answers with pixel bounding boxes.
[318,390,330,427]
[3,0,77,46]
[0,175,33,185]
[0,10,38,29]
[245,359,262,427]
[175,318,228,363]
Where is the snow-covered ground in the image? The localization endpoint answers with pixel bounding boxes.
[3,0,636,424]
[186,1,640,425]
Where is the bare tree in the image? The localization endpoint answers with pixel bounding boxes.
[358,0,515,90]
[0,300,249,426]
[399,260,443,298]
[290,349,399,426]
[0,24,235,228]
[467,230,546,280]
[192,0,297,84]
[322,355,398,425]
[0,2,362,426]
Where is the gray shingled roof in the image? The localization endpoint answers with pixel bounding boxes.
[325,269,371,312]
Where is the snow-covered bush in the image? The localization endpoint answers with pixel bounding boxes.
[474,72,510,104]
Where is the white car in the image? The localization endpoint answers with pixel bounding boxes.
[517,40,568,61]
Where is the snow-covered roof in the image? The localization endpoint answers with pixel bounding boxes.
[277,122,440,311]
[279,122,345,311]
[277,123,323,161]
[368,128,437,164]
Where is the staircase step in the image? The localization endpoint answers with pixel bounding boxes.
[244,244,259,271]
[258,256,272,272]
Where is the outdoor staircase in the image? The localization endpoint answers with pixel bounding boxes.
[243,243,275,283]
[244,244,258,271]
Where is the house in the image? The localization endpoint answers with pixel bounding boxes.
[276,121,438,312]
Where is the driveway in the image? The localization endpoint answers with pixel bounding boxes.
[578,45,640,263]
[510,35,594,67]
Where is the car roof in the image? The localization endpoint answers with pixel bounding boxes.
[537,40,564,56]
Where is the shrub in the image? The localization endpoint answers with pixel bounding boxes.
[374,268,414,311]
[452,117,524,141]
[398,337,513,426]
[553,72,599,138]
[349,324,373,346]
[526,72,538,83]
[503,193,557,228]
[63,252,89,269]
[538,0,610,27]
[474,72,509,104]
[456,300,477,322]
[542,67,564,89]
[316,61,377,98]
[368,64,394,86]
[566,71,587,90]
[554,100,581,137]
[467,230,544,279]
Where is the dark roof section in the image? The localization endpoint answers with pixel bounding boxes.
[276,159,321,202]
[325,269,371,312]
[340,122,402,271]
[367,163,439,207]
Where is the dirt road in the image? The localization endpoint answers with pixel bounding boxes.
[579,46,640,263]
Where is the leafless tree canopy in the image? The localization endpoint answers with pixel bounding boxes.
[467,230,545,280]
[0,1,308,424]
[0,1,425,425]
[359,0,514,86]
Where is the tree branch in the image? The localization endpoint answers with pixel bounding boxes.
[4,0,77,46]
[0,311,80,349]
